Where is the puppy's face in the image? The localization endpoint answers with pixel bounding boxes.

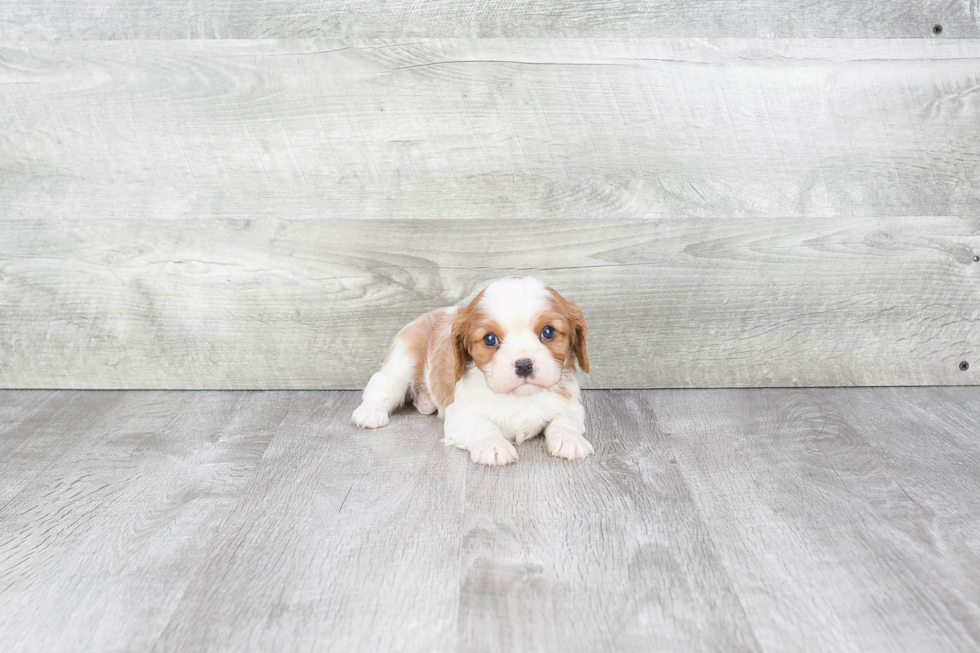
[452,278,589,395]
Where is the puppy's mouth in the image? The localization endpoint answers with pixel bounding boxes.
[510,380,545,396]
[483,364,562,395]
[510,371,565,395]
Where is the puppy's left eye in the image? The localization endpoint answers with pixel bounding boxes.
[541,326,556,341]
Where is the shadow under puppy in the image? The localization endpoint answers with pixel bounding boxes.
[353,277,593,465]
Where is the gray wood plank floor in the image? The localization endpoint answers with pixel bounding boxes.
[1,388,978,652]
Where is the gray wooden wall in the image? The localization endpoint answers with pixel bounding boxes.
[1,4,978,389]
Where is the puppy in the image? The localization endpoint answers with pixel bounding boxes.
[352,277,593,465]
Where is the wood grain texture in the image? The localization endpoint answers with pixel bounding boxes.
[0,390,59,457]
[2,39,980,222]
[812,386,980,625]
[0,1,977,39]
[2,388,980,652]
[458,390,759,652]
[3,38,980,389]
[154,392,467,653]
[0,391,289,653]
[646,388,980,652]
[1,215,977,389]
[0,390,116,505]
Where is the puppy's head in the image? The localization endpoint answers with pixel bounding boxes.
[452,277,589,395]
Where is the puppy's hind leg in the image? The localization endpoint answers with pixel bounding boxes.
[352,339,417,429]
[412,386,437,415]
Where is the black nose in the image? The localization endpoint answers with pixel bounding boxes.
[515,358,534,378]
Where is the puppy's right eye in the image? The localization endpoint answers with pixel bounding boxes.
[483,333,498,347]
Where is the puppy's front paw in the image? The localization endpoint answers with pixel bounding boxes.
[470,436,519,466]
[352,402,389,429]
[546,432,594,461]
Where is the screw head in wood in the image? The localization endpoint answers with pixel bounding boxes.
[960,361,970,371]
[933,24,943,34]
[974,255,979,262]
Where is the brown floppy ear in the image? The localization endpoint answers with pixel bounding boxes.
[567,301,590,373]
[549,286,590,374]
[451,303,475,383]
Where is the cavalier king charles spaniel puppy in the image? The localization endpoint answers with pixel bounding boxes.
[352,277,593,466]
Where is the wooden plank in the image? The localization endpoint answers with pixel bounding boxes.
[2,39,980,222]
[0,390,289,652]
[0,390,59,454]
[1,215,977,389]
[457,390,760,652]
[153,392,467,652]
[811,386,980,621]
[0,391,124,504]
[647,388,980,652]
[2,388,980,651]
[0,1,975,39]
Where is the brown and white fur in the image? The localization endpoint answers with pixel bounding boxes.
[352,277,593,466]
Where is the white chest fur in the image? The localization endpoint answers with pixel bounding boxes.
[446,365,583,444]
